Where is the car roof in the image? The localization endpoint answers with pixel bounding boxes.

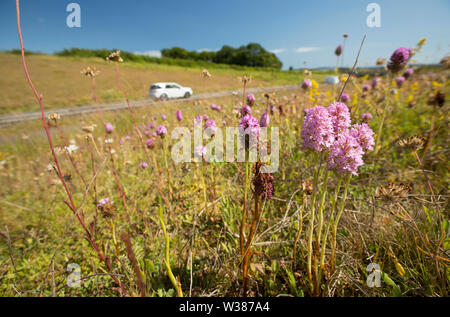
[152,82,180,85]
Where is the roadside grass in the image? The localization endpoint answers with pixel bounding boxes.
[0,53,330,115]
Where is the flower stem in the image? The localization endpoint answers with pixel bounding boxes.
[240,150,250,256]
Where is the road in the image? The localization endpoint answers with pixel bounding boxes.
[0,84,301,127]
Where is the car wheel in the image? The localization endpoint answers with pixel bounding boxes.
[184,92,191,99]
[160,93,168,101]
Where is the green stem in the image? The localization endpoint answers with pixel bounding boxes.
[330,174,351,270]
[162,138,172,197]
[319,174,342,268]
[158,203,183,297]
[240,151,250,256]
[200,161,208,214]
[374,74,393,155]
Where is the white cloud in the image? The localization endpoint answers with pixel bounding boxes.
[134,50,162,58]
[196,48,219,52]
[270,48,286,54]
[295,47,321,53]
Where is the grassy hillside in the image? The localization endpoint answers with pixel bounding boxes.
[0,53,329,115]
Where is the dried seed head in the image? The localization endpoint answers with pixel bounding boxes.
[398,135,424,151]
[81,66,100,78]
[106,50,123,63]
[82,124,96,133]
[202,69,212,78]
[301,180,313,195]
[239,76,252,84]
[439,56,450,69]
[427,90,445,108]
[376,58,386,66]
[253,161,275,201]
[376,182,412,201]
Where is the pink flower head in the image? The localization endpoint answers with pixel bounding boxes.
[388,47,411,73]
[156,125,167,137]
[239,114,260,136]
[395,76,405,88]
[362,84,370,92]
[161,114,167,121]
[176,110,182,121]
[105,122,114,134]
[194,115,202,125]
[361,112,373,123]
[301,79,312,90]
[247,93,256,106]
[260,112,270,127]
[204,119,217,134]
[125,136,131,141]
[327,132,364,176]
[148,122,155,129]
[97,197,113,207]
[240,105,252,117]
[301,105,334,152]
[340,93,350,103]
[139,161,148,168]
[327,102,351,136]
[403,68,414,79]
[194,145,207,160]
[210,104,221,111]
[203,114,209,120]
[350,123,375,151]
[371,76,381,89]
[335,44,343,56]
[145,138,155,149]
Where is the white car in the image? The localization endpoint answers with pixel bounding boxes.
[324,76,340,85]
[149,82,193,100]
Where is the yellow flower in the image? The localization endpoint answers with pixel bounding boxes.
[432,81,442,88]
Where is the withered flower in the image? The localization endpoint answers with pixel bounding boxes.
[82,124,96,133]
[376,182,412,201]
[376,58,386,66]
[398,135,424,151]
[439,56,450,69]
[106,50,123,63]
[47,113,61,127]
[239,76,252,85]
[253,161,275,201]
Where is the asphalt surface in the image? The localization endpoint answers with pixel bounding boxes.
[0,84,301,127]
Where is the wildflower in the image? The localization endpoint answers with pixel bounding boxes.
[65,144,79,155]
[362,84,370,92]
[387,47,411,73]
[106,50,123,63]
[301,79,312,90]
[105,138,113,144]
[239,114,260,137]
[260,112,270,127]
[350,123,375,151]
[105,122,114,134]
[139,162,148,168]
[398,135,424,151]
[301,106,334,152]
[361,113,373,123]
[403,68,414,79]
[335,44,343,56]
[240,105,252,116]
[156,125,167,137]
[239,76,252,85]
[427,90,445,108]
[440,56,450,69]
[371,77,381,89]
[210,104,221,111]
[176,110,182,121]
[203,114,209,120]
[327,102,351,136]
[194,145,207,160]
[253,161,275,201]
[247,93,256,106]
[204,119,218,135]
[161,114,167,121]
[395,76,405,88]
[48,113,61,124]
[82,124,96,133]
[97,197,115,217]
[194,115,202,125]
[340,93,350,103]
[327,132,364,176]
[148,122,155,129]
[145,138,155,149]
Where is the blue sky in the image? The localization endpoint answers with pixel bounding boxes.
[1,0,449,69]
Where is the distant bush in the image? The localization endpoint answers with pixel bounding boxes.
[162,43,282,69]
